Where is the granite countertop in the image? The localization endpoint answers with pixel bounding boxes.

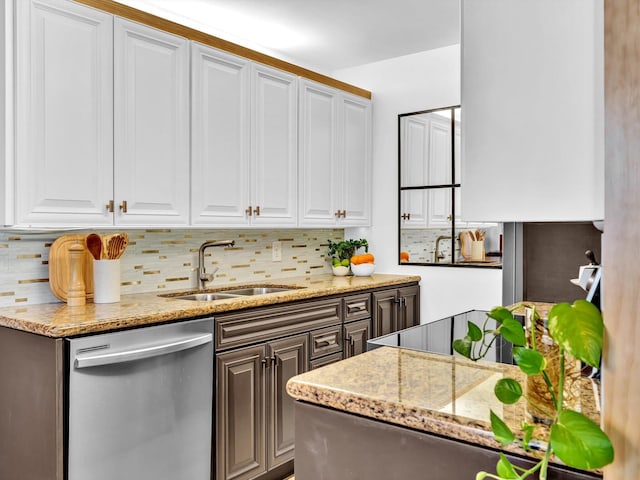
[0,273,420,338]
[286,346,602,465]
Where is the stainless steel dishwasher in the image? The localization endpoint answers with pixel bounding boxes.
[67,317,214,480]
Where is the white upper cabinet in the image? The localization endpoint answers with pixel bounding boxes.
[191,54,298,227]
[251,64,298,226]
[461,0,604,222]
[5,0,371,229]
[191,43,251,226]
[114,18,190,226]
[298,80,339,226]
[299,79,371,227]
[14,0,114,226]
[338,94,372,226]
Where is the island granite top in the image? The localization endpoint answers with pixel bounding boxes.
[286,346,602,469]
[0,273,420,337]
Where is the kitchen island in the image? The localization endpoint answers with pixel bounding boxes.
[286,346,602,480]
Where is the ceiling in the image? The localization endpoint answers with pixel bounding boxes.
[115,0,460,73]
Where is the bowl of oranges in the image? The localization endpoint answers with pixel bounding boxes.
[350,253,375,276]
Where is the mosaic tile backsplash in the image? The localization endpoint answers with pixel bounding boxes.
[0,228,343,307]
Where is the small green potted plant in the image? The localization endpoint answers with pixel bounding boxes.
[453,300,614,479]
[327,238,369,276]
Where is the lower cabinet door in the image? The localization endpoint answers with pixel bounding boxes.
[216,345,266,480]
[372,290,398,338]
[344,319,371,358]
[267,334,308,470]
[399,285,420,330]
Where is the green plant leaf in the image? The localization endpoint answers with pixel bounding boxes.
[496,453,519,479]
[487,306,515,324]
[467,321,483,342]
[499,318,526,346]
[494,378,523,404]
[490,410,515,445]
[513,347,546,375]
[452,337,472,358]
[548,300,603,367]
[550,410,614,470]
[520,421,535,449]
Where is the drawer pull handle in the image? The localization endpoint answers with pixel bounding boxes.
[315,335,337,348]
[348,303,367,313]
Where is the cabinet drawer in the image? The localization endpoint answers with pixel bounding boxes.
[309,325,342,360]
[216,298,342,351]
[344,293,371,322]
[309,352,343,370]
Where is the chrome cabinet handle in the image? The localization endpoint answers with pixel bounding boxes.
[74,333,212,369]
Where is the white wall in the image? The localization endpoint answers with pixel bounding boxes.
[334,46,503,323]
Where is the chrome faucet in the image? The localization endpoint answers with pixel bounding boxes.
[434,235,452,263]
[198,239,235,289]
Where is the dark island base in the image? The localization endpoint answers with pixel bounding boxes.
[293,401,600,480]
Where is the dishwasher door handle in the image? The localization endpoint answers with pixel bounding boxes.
[74,333,213,369]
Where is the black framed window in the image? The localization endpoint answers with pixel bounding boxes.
[398,107,499,267]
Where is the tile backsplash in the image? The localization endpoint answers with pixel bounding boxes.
[0,228,343,307]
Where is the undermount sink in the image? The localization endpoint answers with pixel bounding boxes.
[162,285,301,301]
[221,286,293,296]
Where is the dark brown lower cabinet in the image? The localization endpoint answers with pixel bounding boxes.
[294,401,600,480]
[0,327,64,480]
[343,318,371,358]
[216,334,308,480]
[372,285,420,338]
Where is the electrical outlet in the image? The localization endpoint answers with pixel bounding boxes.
[272,241,282,262]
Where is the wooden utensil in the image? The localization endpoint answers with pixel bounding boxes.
[100,234,119,259]
[107,233,128,260]
[85,233,102,261]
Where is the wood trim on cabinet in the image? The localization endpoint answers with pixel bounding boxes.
[73,0,372,99]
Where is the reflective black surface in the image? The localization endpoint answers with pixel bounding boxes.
[367,309,523,365]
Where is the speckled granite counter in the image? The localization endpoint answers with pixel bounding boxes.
[0,273,420,337]
[287,346,602,464]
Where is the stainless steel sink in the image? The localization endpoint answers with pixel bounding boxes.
[162,285,301,301]
[222,287,293,296]
[174,293,242,301]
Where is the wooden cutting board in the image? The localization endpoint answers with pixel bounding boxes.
[49,234,94,301]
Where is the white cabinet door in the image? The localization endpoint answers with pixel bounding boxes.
[298,81,372,228]
[401,115,429,188]
[14,0,113,226]
[400,190,428,228]
[339,94,371,226]
[191,43,251,226]
[114,18,190,226]
[298,79,339,226]
[426,116,452,227]
[251,64,298,226]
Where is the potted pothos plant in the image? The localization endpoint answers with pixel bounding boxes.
[453,300,614,480]
[327,238,369,275]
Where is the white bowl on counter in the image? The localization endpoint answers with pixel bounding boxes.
[350,263,375,276]
[332,265,350,276]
